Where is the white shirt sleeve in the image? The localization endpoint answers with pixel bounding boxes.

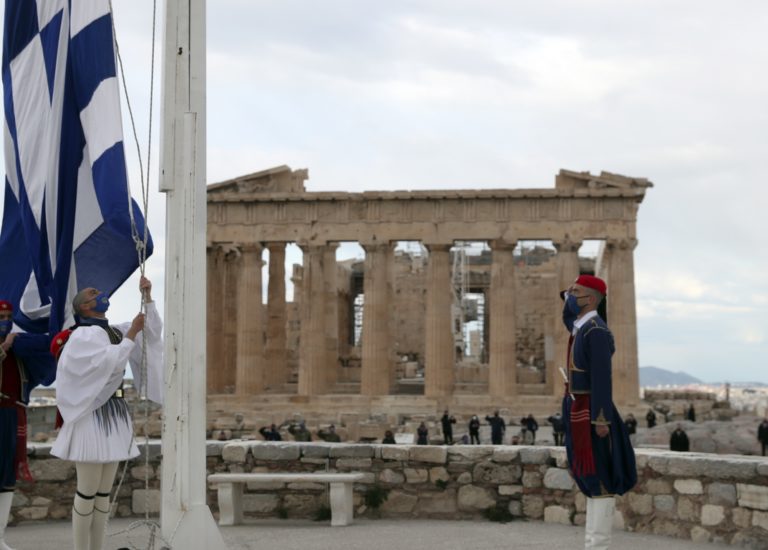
[114,302,164,405]
[55,326,135,424]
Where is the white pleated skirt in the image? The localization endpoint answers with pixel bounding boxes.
[51,398,139,463]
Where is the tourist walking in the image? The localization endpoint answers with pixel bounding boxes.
[548,412,565,446]
[416,422,429,445]
[686,403,696,422]
[645,408,656,428]
[624,414,638,435]
[485,411,506,445]
[468,415,481,444]
[523,414,539,443]
[560,275,636,550]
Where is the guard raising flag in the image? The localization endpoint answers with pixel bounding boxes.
[0,0,152,335]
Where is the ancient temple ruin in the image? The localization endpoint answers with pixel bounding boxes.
[206,166,652,416]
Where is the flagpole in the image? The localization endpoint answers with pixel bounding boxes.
[158,0,226,548]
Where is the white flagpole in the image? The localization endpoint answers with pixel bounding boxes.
[159,0,226,547]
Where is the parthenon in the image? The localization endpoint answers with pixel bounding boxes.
[206,166,652,416]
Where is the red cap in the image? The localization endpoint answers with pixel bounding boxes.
[0,300,13,312]
[50,329,73,359]
[574,274,607,296]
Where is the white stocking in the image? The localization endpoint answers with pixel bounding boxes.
[585,497,615,550]
[74,463,117,550]
[0,491,16,550]
[89,462,118,550]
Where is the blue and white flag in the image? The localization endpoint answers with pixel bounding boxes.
[0,1,152,334]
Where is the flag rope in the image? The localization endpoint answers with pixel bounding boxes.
[105,2,169,549]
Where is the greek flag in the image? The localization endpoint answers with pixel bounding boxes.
[0,1,152,334]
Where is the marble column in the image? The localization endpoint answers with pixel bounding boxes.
[552,238,582,396]
[298,244,327,396]
[605,238,640,406]
[488,240,517,398]
[222,246,240,392]
[235,244,265,395]
[323,243,340,391]
[206,245,225,393]
[265,243,288,390]
[424,243,454,398]
[360,242,394,396]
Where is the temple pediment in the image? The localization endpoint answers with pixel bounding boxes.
[208,165,308,196]
[556,169,653,191]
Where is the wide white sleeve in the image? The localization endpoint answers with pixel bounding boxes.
[116,302,164,405]
[55,327,135,424]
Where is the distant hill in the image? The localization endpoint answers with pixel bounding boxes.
[640,366,702,387]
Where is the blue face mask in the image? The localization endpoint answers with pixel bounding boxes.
[91,292,110,313]
[0,320,12,336]
[564,293,583,316]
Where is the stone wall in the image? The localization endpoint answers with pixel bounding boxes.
[12,443,768,548]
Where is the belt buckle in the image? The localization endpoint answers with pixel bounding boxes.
[114,388,124,398]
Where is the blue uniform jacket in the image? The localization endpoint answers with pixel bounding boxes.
[0,333,56,404]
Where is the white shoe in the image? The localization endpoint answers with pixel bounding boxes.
[0,538,16,550]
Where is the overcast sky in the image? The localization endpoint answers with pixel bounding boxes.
[4,1,767,383]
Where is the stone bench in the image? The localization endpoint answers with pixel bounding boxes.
[208,472,366,527]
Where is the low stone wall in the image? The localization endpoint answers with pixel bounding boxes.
[11,442,768,548]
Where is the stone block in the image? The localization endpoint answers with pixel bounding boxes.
[242,494,278,513]
[11,493,28,507]
[498,485,523,496]
[429,467,450,483]
[301,443,332,458]
[673,479,702,495]
[357,473,377,484]
[409,446,447,464]
[613,510,625,530]
[573,512,586,526]
[283,494,320,515]
[690,526,711,543]
[447,446,493,462]
[31,497,51,506]
[132,489,161,514]
[732,507,752,528]
[206,441,224,457]
[404,468,428,484]
[457,485,496,511]
[543,468,574,490]
[336,458,372,470]
[544,505,571,525]
[757,463,768,476]
[379,469,405,485]
[16,507,47,521]
[49,504,69,520]
[701,504,724,526]
[491,448,519,463]
[29,459,75,481]
[508,500,522,517]
[381,490,417,514]
[329,444,374,458]
[381,446,410,461]
[130,465,155,481]
[250,443,301,461]
[416,492,457,514]
[677,497,696,521]
[645,479,671,494]
[522,495,544,519]
[300,458,327,465]
[549,448,568,468]
[653,495,674,513]
[221,441,250,462]
[752,510,768,531]
[575,492,586,513]
[457,472,472,484]
[628,493,652,515]
[472,462,521,485]
[519,447,550,464]
[707,482,736,506]
[737,483,768,510]
[522,471,542,488]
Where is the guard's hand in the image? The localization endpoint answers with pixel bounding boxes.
[595,425,610,438]
[126,313,146,341]
[139,276,152,302]
[0,333,16,352]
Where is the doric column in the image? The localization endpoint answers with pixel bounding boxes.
[207,244,225,393]
[235,244,265,395]
[297,244,328,396]
[265,243,288,390]
[424,243,454,398]
[605,238,640,407]
[552,238,582,396]
[488,239,517,398]
[222,245,240,392]
[323,243,340,390]
[360,242,394,396]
